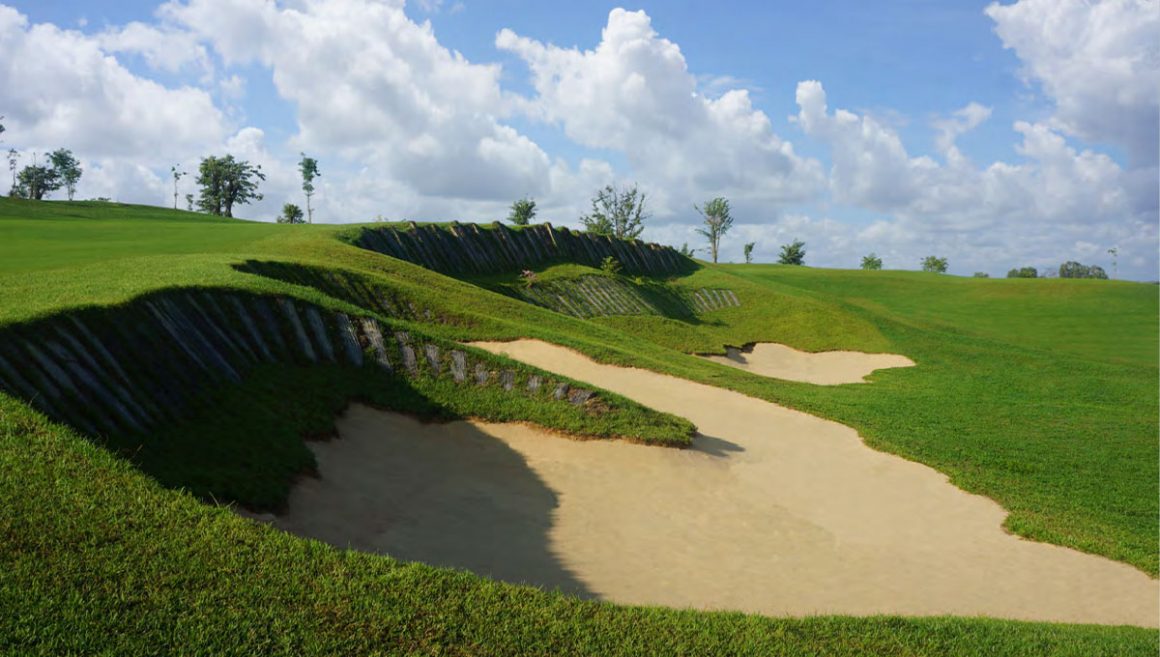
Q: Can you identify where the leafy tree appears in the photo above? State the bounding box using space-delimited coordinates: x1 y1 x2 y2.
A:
185 193 194 212
921 255 948 273
298 153 320 223
1059 262 1108 280
278 202 305 224
1006 266 1038 278
678 242 696 258
171 166 186 210
45 149 82 201
6 148 18 193
508 196 536 225
580 183 648 239
861 253 883 270
196 155 265 217
1059 261 1089 278
777 240 806 266
1107 247 1118 279
743 242 756 264
973 272 990 278
694 197 732 263
14 163 60 200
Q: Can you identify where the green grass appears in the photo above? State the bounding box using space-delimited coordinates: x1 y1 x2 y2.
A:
0 197 1156 654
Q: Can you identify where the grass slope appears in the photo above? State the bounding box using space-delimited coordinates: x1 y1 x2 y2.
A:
0 198 1156 654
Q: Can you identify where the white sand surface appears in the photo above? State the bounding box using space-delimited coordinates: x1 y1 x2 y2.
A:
265 340 1158 627
699 343 915 384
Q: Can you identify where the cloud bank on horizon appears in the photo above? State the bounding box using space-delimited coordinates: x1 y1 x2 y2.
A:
0 0 1155 279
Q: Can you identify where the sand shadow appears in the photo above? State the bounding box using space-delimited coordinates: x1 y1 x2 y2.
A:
270 404 594 598
690 432 745 458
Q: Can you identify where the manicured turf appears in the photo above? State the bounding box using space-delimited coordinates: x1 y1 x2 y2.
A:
0 197 1156 655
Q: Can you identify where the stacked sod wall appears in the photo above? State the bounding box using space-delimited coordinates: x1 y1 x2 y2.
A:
351 221 695 276
513 275 741 319
0 289 608 440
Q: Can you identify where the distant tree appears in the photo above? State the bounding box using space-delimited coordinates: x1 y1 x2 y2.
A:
1006 266 1038 278
171 165 186 210
278 202 305 224
298 152 320 223
1088 265 1108 279
14 162 60 200
1107 247 1118 279
921 255 948 273
743 241 756 264
694 197 733 264
508 196 536 225
0 116 5 140
678 242 697 258
580 183 648 239
861 253 883 270
6 148 18 193
196 155 265 217
777 240 806 266
185 193 194 212
1058 261 1091 278
973 271 990 278
47 149 82 201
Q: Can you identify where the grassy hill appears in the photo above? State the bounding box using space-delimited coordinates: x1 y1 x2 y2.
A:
0 198 1156 656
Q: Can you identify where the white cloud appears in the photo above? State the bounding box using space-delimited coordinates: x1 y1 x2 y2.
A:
795 80 1136 226
986 0 1159 164
497 8 825 215
161 0 552 203
790 80 1155 277
0 5 228 162
932 102 992 155
98 21 213 76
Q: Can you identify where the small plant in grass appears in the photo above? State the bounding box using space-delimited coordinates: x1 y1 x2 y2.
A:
600 256 622 277
520 269 538 289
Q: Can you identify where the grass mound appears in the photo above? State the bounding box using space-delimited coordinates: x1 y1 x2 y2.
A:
0 197 1156 654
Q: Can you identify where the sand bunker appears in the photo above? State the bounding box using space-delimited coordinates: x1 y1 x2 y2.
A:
699 343 915 384
268 340 1158 627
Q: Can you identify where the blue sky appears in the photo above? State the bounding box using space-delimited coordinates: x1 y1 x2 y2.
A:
1 0 1156 278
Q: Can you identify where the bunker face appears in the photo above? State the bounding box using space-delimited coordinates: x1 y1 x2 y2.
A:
699 342 915 384
270 341 1158 627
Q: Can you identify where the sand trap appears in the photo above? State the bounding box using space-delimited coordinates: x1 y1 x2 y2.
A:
699 343 915 384
267 340 1158 627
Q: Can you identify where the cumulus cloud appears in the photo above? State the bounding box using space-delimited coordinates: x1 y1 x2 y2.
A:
0 5 227 161
497 8 825 215
932 102 993 156
986 0 1159 164
97 21 214 77
160 0 553 203
796 81 1136 224
789 79 1155 276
